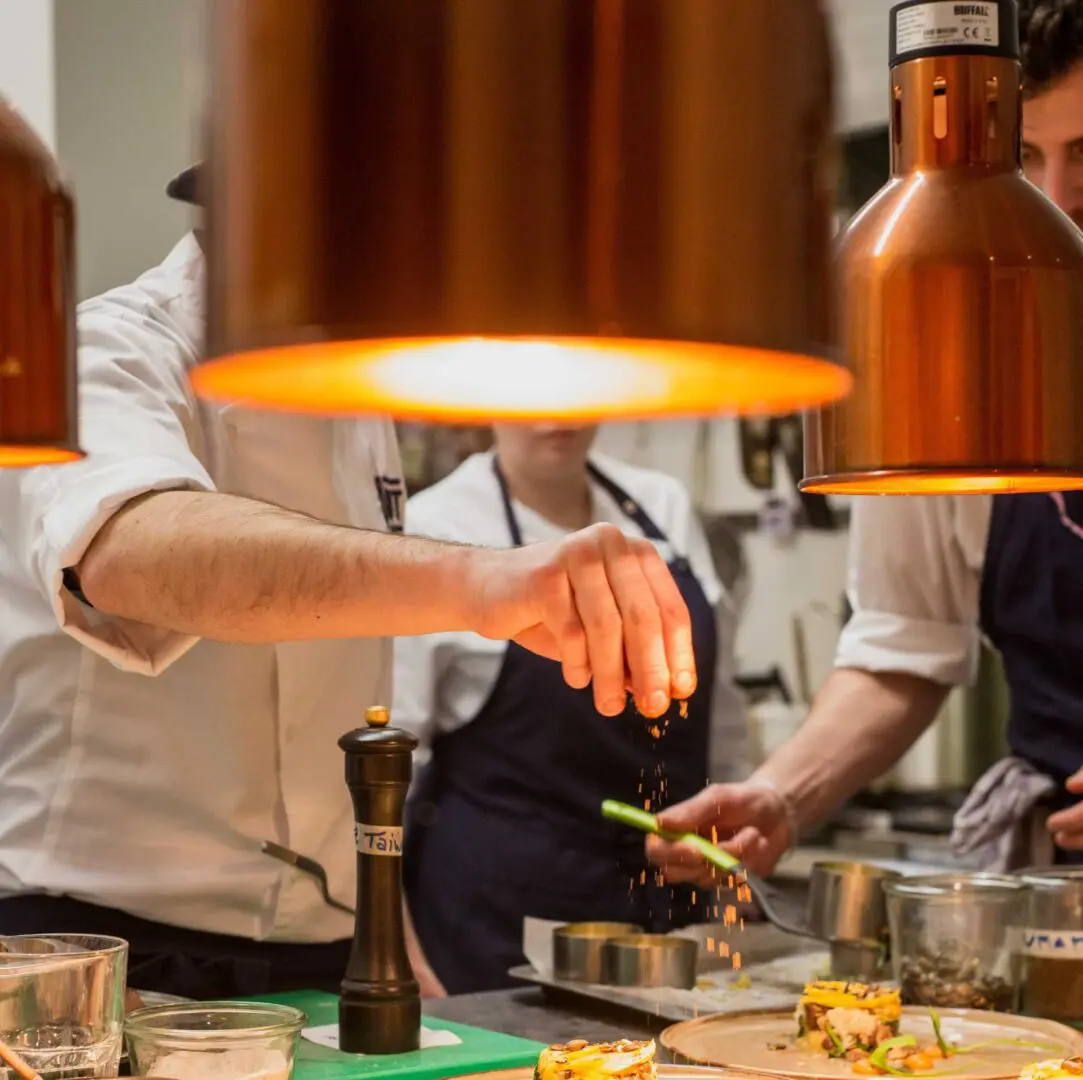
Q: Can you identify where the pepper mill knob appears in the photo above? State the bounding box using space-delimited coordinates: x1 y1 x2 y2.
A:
338 706 420 1055
365 705 391 728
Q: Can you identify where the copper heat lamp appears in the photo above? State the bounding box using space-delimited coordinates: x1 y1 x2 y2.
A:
0 97 81 466
191 0 849 423
803 0 1083 495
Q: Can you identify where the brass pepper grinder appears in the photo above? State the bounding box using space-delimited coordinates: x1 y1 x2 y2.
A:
339 706 421 1054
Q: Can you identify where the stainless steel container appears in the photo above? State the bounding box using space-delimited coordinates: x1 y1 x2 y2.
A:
808 862 898 942
807 861 899 978
552 922 640 984
828 941 888 981
602 934 698 989
1017 868 1083 1024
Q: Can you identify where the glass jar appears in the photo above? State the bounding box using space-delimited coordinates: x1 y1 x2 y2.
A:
0 934 128 1079
125 1002 306 1080
884 873 1028 1011
1018 868 1083 1026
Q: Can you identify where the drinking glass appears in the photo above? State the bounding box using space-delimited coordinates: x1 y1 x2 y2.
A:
0 934 128 1079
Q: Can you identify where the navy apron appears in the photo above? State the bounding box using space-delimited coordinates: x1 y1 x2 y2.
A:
404 459 718 994
980 492 1083 865
0 892 350 998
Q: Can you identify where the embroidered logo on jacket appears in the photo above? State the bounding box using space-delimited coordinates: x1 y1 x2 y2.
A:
375 475 405 533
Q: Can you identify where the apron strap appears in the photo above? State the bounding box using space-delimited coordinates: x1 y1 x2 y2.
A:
491 457 676 549
492 457 526 548
585 461 668 543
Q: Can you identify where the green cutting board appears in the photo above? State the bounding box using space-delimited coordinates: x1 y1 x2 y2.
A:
253 990 545 1080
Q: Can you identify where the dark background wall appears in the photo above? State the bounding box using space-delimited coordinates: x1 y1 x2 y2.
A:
839 126 890 219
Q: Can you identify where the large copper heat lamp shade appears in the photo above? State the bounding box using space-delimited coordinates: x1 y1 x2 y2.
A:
803 0 1083 495
0 97 81 466
191 0 850 423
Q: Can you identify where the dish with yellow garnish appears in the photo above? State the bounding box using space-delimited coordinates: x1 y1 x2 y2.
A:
535 1040 658 1080
660 1002 1083 1080
797 981 904 1059
1020 1060 1083 1080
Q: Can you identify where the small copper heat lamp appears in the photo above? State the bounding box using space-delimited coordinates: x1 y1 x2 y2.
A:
803 0 1083 495
0 97 82 467
192 0 849 423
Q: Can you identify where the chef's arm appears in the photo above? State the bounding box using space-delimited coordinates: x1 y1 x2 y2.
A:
650 665 950 882
759 492 978 832
75 490 480 641
76 488 696 717
752 665 949 833
652 494 979 882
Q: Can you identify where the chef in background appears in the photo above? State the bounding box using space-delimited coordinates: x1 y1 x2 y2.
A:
648 0 1083 882
0 165 698 998
394 424 750 994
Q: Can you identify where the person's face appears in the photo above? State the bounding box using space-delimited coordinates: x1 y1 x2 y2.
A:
1023 63 1083 227
492 424 598 479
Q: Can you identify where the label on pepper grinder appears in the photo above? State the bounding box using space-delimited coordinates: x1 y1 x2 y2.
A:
354 823 404 856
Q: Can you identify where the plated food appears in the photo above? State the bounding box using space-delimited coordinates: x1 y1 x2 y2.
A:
660 998 1083 1080
795 981 957 1074
797 981 903 1058
1021 1062 1083 1080
535 1040 657 1080
795 982 1075 1077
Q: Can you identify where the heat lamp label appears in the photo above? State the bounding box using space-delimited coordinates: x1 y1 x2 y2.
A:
1021 929 1083 957
354 823 404 856
896 2 999 55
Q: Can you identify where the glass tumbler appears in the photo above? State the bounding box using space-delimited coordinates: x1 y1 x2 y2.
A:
884 873 1028 1012
0 934 128 1079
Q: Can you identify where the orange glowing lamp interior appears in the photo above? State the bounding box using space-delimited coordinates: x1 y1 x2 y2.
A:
0 447 84 467
802 471 1083 495
189 336 853 422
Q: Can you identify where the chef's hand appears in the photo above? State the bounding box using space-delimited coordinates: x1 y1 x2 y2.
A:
1046 768 1083 851
467 523 695 719
644 781 794 887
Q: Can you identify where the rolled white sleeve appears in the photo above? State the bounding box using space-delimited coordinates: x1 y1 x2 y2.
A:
0 292 217 675
835 495 988 686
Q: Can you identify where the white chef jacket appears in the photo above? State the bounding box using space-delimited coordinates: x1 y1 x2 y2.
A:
0 233 403 943
392 451 750 783
835 495 994 686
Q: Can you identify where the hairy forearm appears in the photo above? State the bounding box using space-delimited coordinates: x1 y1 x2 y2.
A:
76 490 482 642
753 667 949 832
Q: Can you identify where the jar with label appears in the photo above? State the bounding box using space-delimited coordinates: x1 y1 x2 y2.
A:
1018 869 1083 1025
